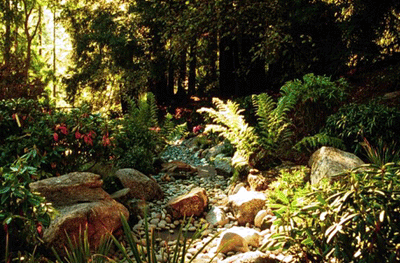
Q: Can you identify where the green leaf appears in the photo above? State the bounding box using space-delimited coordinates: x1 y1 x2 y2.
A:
301 237 314 246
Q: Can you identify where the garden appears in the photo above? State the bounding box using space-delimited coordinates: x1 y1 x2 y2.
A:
1 0 400 262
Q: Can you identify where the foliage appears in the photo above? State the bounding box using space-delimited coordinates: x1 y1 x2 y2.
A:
161 113 189 143
294 133 346 153
0 98 115 176
262 161 400 262
52 227 114 263
281 73 350 139
252 92 295 161
361 138 400 167
323 100 400 154
1 150 54 262
197 97 259 168
112 93 163 174
111 213 219 263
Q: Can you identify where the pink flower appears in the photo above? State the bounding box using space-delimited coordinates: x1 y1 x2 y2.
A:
53 133 59 142
193 125 203 134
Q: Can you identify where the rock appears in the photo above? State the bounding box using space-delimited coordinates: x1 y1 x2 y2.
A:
197 165 217 178
216 231 249 254
110 187 130 201
206 206 229 226
228 187 266 226
44 200 128 252
248 173 269 191
167 187 208 219
116 168 164 200
30 172 129 254
202 144 225 160
214 154 233 176
254 210 269 229
221 251 277 263
161 160 197 174
29 172 109 206
309 147 365 185
216 227 261 254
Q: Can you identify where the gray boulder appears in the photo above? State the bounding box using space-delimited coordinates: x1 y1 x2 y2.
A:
309 147 365 185
115 168 164 200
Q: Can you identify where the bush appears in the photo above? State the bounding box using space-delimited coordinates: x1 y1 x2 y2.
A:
263 161 400 262
0 98 115 176
1 150 54 262
323 100 400 154
281 73 350 138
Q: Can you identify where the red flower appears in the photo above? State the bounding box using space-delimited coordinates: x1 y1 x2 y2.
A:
102 133 111 146
53 133 59 142
83 135 93 145
51 162 57 169
193 125 203 134
75 130 82 139
55 124 68 135
59 126 68 135
37 223 43 237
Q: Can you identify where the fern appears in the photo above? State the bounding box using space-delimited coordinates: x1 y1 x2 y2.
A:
129 92 158 128
197 98 259 168
294 133 345 153
252 92 294 153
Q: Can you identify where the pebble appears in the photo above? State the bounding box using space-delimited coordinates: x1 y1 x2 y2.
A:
118 141 291 263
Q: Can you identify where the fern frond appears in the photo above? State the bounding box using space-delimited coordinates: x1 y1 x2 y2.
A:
252 93 294 152
197 98 259 167
294 133 345 153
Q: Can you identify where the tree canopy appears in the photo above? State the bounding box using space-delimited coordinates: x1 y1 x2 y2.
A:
1 0 399 109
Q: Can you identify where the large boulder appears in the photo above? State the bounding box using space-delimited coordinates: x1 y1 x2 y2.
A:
29 172 129 253
29 172 109 206
43 200 128 251
115 168 164 200
228 187 266 225
167 187 208 219
309 147 365 185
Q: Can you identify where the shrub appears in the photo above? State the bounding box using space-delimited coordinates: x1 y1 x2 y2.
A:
112 93 163 174
0 99 115 176
323 100 400 154
281 73 350 139
262 161 400 262
1 150 54 262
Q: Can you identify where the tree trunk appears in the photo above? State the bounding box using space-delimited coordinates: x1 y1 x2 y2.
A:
4 0 11 67
188 40 197 96
176 49 187 98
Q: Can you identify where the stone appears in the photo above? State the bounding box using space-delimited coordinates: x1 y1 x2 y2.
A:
197 165 217 178
214 154 233 176
309 147 365 185
161 160 197 174
30 172 129 254
254 210 269 229
110 187 131 201
167 187 208 219
248 173 270 191
29 172 109 206
216 232 249 254
44 200 128 252
115 168 164 200
206 206 229 226
220 251 276 263
228 187 266 226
